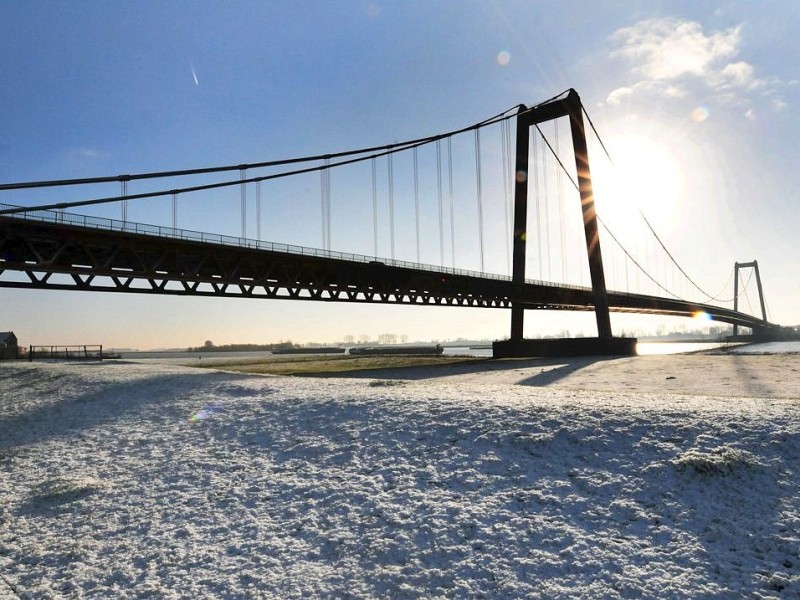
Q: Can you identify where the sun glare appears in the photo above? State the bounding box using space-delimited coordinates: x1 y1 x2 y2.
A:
593 134 685 234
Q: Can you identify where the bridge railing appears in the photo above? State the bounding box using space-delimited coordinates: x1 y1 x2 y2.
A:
1 203 592 293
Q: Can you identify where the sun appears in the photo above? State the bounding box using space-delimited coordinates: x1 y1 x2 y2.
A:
591 133 686 237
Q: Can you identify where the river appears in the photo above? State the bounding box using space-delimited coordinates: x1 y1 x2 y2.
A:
118 341 799 361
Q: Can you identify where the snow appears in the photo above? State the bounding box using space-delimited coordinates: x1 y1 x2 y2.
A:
1 359 799 598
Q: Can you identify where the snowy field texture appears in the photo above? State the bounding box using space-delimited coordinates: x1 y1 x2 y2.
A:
1 359 799 599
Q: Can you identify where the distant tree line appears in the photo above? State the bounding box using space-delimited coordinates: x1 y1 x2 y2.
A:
342 334 409 345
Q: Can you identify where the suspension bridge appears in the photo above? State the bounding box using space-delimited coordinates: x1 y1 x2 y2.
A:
0 89 790 357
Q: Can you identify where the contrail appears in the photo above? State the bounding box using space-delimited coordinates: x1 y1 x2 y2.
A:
190 63 199 86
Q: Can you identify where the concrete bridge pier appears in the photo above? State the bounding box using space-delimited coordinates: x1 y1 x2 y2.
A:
493 336 637 358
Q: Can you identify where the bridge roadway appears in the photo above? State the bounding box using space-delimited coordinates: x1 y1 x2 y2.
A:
0 208 782 334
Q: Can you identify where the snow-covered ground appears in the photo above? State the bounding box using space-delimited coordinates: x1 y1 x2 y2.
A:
1 359 798 599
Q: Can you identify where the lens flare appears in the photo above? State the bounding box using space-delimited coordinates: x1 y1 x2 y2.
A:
692 311 712 323
691 106 710 123
497 51 511 66
189 404 222 423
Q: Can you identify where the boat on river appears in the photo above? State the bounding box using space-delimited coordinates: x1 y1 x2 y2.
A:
348 344 443 356
271 347 347 355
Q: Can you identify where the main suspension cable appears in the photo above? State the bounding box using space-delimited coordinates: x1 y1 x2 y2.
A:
2 94 577 194
534 124 579 192
0 91 577 218
598 217 681 299
638 210 730 302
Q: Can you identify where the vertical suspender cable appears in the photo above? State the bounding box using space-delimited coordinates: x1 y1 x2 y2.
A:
388 153 395 259
320 163 326 249
474 128 485 272
172 192 177 229
120 179 128 223
655 238 661 296
256 181 261 241
554 123 567 283
635 238 642 293
414 146 420 263
625 246 630 293
372 158 378 256
320 158 331 250
500 120 511 274
650 237 657 295
742 271 755 315
326 157 332 251
652 238 658 295
532 128 542 279
608 240 615 288
240 167 247 239
436 140 444 266
447 137 455 267
510 121 516 271
671 253 676 299
540 133 551 281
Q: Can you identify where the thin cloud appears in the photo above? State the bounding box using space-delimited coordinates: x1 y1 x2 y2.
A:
772 98 787 111
610 19 741 82
68 147 108 160
190 63 200 86
719 61 756 89
605 18 783 111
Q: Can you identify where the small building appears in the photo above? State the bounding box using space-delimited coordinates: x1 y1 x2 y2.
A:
0 332 18 360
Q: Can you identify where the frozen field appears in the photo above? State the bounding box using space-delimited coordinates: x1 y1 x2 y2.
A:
1 358 799 598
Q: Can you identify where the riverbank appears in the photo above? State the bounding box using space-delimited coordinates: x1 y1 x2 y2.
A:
184 349 800 399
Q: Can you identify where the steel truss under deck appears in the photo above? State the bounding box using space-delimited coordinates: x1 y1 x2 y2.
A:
0 216 580 309
0 214 784 334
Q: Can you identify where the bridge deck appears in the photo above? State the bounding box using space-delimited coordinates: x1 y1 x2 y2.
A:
0 207 780 332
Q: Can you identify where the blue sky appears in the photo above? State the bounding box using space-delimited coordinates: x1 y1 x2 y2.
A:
2 1 798 348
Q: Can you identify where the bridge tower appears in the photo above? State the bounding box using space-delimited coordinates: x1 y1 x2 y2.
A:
495 89 636 357
732 260 768 338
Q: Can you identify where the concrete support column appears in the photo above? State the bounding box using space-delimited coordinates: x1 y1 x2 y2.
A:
510 105 530 341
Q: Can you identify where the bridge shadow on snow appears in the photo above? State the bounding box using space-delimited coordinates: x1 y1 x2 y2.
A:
332 355 623 386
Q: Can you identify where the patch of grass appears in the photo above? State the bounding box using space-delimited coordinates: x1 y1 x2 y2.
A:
673 446 762 475
32 477 107 504
194 354 485 376
0 446 25 461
